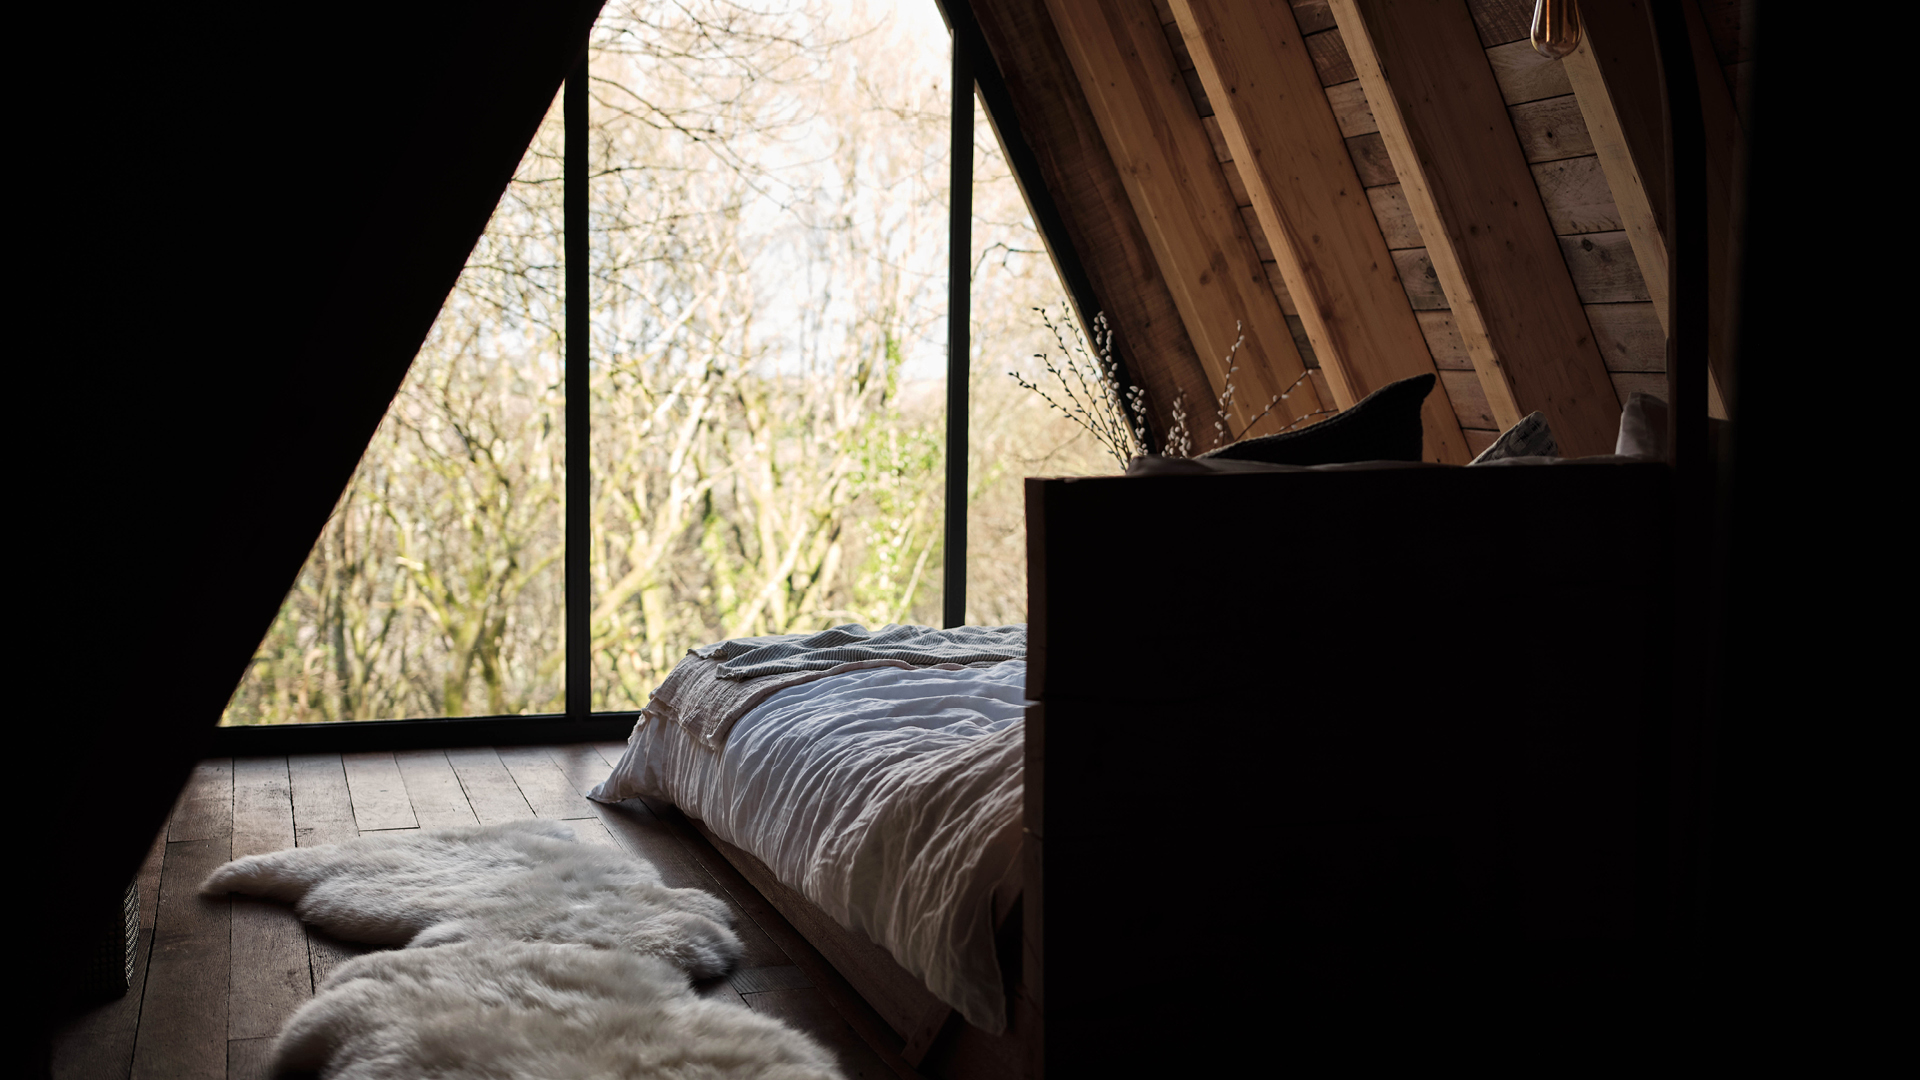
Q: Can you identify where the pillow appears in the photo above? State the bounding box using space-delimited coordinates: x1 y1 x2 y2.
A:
1468 410 1558 464
1614 391 1668 458
1198 372 1433 465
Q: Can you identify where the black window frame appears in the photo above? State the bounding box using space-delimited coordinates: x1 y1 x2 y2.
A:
208 0 1111 756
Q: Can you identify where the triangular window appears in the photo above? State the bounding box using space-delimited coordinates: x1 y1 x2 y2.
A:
223 1 1095 727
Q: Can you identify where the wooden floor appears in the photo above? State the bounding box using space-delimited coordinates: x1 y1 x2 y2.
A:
51 743 912 1079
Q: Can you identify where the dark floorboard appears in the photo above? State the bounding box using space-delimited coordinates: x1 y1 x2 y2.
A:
50 929 152 1080
745 987 901 1080
132 838 231 1079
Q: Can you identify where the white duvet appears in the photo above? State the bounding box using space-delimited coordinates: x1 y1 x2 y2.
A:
591 661 1028 1034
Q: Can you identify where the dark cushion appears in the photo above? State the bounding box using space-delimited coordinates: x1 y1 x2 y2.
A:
1199 373 1433 465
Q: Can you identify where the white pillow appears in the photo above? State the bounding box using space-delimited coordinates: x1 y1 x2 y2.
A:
1469 410 1558 464
1615 391 1669 458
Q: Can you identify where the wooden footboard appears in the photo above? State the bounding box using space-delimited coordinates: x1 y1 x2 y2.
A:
1026 464 1683 1069
688 819 1029 1080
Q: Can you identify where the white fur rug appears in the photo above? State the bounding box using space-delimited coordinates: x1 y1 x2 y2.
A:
275 941 841 1079
203 820 843 1079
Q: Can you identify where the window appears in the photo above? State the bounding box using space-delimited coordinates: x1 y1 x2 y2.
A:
221 0 1098 729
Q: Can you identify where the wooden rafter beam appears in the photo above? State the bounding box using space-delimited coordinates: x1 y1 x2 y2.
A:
1169 0 1471 464
1563 0 1669 328
1329 0 1623 456
1043 0 1326 439
1566 0 1739 417
968 0 1219 445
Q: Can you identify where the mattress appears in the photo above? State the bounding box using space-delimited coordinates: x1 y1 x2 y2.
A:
591 660 1028 1033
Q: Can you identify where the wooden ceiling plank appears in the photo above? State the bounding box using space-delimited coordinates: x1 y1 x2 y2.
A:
1291 0 1338 35
969 0 1220 443
1171 0 1469 462
1328 0 1624 456
1326 81 1378 136
1533 156 1624 235
1041 0 1325 439
1347 132 1397 185
1485 39 1576 104
1466 0 1533 46
1567 0 1738 417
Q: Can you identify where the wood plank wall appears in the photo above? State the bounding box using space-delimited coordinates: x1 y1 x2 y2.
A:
1168 0 1473 464
1146 0 1339 427
1152 0 1670 455
969 0 1225 446
1045 0 1330 442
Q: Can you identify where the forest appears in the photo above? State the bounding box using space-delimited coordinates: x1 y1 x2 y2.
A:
222 0 1107 724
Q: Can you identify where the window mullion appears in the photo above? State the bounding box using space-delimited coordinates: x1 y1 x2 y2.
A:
944 31 973 629
565 58 590 715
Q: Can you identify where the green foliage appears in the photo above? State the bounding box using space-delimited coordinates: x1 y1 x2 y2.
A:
847 344 944 627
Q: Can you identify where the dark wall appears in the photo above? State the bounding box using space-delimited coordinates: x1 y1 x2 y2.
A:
33 0 604 1044
1708 0 1881 1051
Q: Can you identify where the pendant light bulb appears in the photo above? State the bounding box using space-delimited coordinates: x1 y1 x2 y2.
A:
1530 0 1581 60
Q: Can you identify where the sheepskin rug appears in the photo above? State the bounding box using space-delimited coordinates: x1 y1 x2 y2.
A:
274 941 841 1080
202 820 843 1079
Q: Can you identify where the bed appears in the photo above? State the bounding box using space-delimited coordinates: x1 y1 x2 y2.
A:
588 430 1683 1077
591 626 1036 1074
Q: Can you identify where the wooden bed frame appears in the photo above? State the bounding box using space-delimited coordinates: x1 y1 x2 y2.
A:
682 0 1715 1060
679 460 1684 1077
689 821 1030 1080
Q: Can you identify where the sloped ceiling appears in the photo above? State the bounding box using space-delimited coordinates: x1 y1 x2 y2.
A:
970 0 1749 461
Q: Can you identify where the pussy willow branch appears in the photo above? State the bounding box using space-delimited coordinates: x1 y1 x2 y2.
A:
1011 309 1336 464
1174 363 1327 454
1008 307 1146 467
